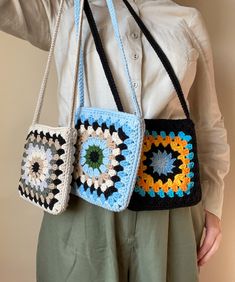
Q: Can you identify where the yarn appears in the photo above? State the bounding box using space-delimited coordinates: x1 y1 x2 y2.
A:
71 107 145 212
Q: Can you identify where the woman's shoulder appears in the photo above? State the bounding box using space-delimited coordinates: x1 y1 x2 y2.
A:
142 1 210 60
155 0 203 23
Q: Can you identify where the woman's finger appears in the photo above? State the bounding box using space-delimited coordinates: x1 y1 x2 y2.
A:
198 232 222 266
197 227 217 261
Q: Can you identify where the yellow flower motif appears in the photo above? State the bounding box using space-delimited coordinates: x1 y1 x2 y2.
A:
136 132 192 195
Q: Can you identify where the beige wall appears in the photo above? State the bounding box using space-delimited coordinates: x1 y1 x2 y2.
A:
0 1 234 281
0 33 58 282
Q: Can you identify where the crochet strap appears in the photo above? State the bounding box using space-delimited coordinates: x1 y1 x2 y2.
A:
32 0 85 127
84 0 125 112
122 0 190 119
74 0 142 118
76 0 191 119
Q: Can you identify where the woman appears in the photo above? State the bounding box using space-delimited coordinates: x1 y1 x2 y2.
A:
0 0 230 281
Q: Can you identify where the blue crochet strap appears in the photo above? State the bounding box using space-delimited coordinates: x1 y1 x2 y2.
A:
74 0 85 122
74 0 142 119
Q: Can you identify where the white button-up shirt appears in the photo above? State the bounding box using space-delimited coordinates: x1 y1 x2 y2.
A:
0 0 230 219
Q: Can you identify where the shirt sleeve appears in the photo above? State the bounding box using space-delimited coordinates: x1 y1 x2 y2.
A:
187 9 231 220
0 0 57 51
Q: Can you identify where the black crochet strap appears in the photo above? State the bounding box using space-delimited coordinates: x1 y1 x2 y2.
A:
122 0 190 119
84 0 125 112
84 0 190 119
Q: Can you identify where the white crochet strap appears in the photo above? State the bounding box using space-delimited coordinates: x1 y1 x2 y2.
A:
32 0 85 128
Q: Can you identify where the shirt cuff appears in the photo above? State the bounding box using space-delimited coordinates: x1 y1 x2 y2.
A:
201 179 224 220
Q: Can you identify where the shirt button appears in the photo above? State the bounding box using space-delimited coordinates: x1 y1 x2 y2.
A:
131 32 139 39
132 81 139 88
132 53 139 60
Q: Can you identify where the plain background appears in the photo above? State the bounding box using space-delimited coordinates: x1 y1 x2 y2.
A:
0 0 234 281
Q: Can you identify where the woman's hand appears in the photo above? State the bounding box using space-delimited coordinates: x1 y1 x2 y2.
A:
197 210 222 266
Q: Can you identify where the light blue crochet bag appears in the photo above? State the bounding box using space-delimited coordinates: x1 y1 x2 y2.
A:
71 0 145 211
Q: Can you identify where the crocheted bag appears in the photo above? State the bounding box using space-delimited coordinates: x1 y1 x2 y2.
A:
82 0 202 211
17 0 81 215
71 0 145 211
123 0 202 210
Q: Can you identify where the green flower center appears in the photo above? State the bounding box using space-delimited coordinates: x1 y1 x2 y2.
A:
85 145 104 169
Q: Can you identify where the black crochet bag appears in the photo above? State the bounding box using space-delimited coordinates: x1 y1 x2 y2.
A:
84 0 202 211
123 0 202 210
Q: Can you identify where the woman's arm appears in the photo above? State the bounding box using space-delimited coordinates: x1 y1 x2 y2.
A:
0 0 58 51
186 8 230 266
187 8 230 222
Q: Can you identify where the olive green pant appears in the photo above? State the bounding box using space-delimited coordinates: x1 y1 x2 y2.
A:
36 194 205 282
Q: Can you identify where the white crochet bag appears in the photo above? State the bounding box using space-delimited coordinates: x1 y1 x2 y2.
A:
17 0 84 215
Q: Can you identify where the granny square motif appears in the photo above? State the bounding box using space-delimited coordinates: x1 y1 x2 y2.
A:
18 124 77 214
71 107 145 211
128 119 202 210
